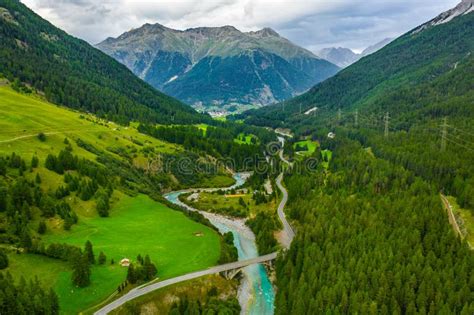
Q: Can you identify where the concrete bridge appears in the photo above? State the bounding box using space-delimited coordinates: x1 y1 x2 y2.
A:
94 253 277 315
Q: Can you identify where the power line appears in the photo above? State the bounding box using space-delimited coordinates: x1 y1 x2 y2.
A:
384 112 390 139
444 137 474 153
445 134 474 148
441 117 448 152
445 125 474 138
355 109 358 127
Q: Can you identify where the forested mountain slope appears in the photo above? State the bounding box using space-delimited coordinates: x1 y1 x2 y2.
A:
276 138 474 314
238 6 474 208
273 57 474 315
0 0 205 125
238 9 474 127
97 24 339 108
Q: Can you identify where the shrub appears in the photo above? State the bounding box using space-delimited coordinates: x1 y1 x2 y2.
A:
37 132 46 142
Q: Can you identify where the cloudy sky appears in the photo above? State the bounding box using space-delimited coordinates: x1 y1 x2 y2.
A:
21 0 459 53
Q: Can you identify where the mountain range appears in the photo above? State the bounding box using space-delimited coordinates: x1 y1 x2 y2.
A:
317 38 393 68
97 24 339 110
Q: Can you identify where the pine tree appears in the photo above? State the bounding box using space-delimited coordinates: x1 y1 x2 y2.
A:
0 250 8 269
35 173 41 184
37 220 47 234
0 179 7 212
72 253 91 287
20 228 32 250
37 133 46 142
49 288 60 315
127 263 137 284
84 240 95 264
137 254 143 265
144 255 157 281
96 196 109 217
31 156 39 168
98 252 106 265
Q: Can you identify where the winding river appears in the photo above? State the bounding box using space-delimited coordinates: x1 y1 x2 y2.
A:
163 173 275 315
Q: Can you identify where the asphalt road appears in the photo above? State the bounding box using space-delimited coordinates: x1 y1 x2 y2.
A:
276 172 295 249
94 253 277 315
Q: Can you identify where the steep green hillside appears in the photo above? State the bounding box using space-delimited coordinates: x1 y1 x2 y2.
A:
239 11 474 208
0 85 231 314
0 0 206 125
237 10 474 208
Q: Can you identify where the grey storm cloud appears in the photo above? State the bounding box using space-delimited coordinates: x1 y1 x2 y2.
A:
21 0 460 52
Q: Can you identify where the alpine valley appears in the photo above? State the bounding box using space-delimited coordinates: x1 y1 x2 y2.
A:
97 24 339 114
1 0 474 315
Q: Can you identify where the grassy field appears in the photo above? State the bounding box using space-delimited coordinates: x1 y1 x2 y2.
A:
8 194 221 314
447 196 474 246
0 85 179 162
321 149 333 169
195 123 209 135
234 133 258 145
195 175 236 188
184 190 276 218
293 139 319 156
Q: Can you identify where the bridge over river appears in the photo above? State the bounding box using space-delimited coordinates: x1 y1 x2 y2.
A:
95 253 277 314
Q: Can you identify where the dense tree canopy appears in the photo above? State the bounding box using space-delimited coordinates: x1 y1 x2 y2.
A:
275 138 474 314
0 273 59 314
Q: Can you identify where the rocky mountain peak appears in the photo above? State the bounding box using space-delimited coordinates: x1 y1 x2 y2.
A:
113 22 170 41
412 0 473 34
249 27 280 38
318 38 393 68
185 25 241 36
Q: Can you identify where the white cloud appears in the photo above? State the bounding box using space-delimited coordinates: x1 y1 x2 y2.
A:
21 0 460 50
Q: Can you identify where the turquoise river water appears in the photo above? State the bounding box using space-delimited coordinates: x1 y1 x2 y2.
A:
164 173 275 315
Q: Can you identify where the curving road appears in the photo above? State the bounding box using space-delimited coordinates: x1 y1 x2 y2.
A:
275 135 295 248
276 173 294 248
94 253 277 315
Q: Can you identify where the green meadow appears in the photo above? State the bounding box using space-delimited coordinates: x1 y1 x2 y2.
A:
195 123 209 135
234 133 258 145
8 194 221 314
0 86 223 314
321 149 333 169
184 190 276 218
0 85 179 162
293 139 319 156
